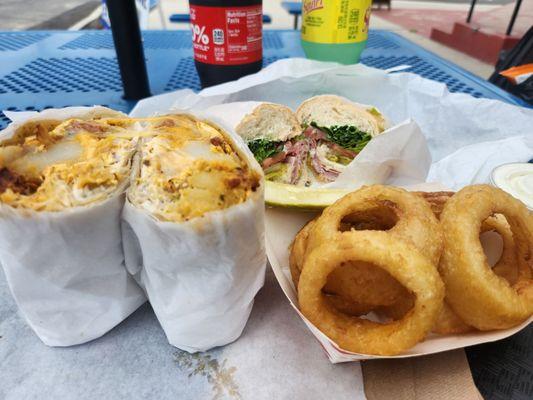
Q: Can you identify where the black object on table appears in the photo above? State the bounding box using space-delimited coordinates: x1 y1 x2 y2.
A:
106 0 151 100
489 26 533 105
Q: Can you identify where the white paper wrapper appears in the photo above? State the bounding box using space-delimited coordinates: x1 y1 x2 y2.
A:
121 113 267 352
130 59 533 362
0 107 146 346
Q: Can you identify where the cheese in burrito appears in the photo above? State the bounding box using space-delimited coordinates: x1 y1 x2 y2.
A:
0 117 137 211
126 115 261 222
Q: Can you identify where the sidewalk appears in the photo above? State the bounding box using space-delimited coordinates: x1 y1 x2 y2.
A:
1 0 100 30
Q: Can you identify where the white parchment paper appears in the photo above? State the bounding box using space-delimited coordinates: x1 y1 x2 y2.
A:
122 194 266 353
0 107 146 346
131 59 533 362
121 113 267 352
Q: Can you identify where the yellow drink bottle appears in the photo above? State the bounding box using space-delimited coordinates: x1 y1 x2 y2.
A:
301 0 372 64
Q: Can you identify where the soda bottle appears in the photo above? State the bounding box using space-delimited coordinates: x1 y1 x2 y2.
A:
301 0 372 64
189 0 263 88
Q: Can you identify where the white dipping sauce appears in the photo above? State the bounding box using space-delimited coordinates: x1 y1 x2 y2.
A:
491 163 533 209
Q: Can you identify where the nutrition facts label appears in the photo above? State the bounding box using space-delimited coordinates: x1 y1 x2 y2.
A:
190 5 262 65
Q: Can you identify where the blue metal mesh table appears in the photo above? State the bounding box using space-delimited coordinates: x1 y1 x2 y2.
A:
0 29 528 131
0 29 531 399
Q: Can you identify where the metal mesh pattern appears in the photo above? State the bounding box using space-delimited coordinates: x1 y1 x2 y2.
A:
0 30 524 133
366 33 400 50
164 55 289 92
263 32 284 49
164 58 201 91
60 31 283 51
60 31 192 50
0 33 50 51
0 57 122 94
362 55 484 97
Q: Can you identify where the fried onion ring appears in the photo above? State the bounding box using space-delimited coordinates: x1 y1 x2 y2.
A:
298 232 444 355
308 186 443 265
416 192 525 334
301 186 442 314
290 219 409 316
440 185 533 330
289 218 315 289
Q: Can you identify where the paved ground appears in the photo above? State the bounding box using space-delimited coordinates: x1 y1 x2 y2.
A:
376 0 531 37
0 0 99 30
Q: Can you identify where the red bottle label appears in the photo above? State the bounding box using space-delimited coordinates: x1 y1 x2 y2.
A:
190 5 263 65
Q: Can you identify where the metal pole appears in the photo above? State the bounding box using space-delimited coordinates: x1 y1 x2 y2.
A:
466 0 478 23
107 0 151 100
506 0 522 36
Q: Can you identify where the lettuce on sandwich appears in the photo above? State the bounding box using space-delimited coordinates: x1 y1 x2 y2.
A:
236 95 386 186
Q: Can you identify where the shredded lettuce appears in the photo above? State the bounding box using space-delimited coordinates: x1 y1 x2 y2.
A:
311 122 372 153
247 139 284 164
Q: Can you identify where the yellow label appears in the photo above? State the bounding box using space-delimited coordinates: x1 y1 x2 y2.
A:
301 0 372 44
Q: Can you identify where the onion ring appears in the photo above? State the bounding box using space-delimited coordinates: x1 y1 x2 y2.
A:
482 214 523 285
289 218 315 289
303 186 442 313
308 186 443 265
416 192 526 334
298 232 444 355
290 219 408 315
439 185 533 330
291 186 443 317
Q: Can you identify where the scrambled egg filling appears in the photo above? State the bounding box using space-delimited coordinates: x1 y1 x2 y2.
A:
0 114 259 218
0 118 136 211
127 115 260 222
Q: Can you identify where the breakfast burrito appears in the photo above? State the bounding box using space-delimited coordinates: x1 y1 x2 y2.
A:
122 114 265 352
0 107 146 346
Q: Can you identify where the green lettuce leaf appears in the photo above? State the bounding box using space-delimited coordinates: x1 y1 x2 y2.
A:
247 139 284 164
312 122 372 153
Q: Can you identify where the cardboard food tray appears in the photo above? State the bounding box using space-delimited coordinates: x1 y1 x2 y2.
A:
264 187 532 363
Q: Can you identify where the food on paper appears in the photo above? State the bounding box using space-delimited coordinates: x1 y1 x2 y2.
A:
236 95 386 187
0 115 136 210
265 181 350 209
483 215 521 285
291 184 532 355
491 163 533 209
122 114 265 352
298 232 444 355
0 110 265 350
415 191 527 334
439 185 533 331
0 108 146 346
290 186 442 318
124 115 261 221
306 186 443 265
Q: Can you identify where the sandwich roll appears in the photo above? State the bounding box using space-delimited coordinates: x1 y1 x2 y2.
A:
236 96 388 187
122 114 266 352
0 107 146 346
